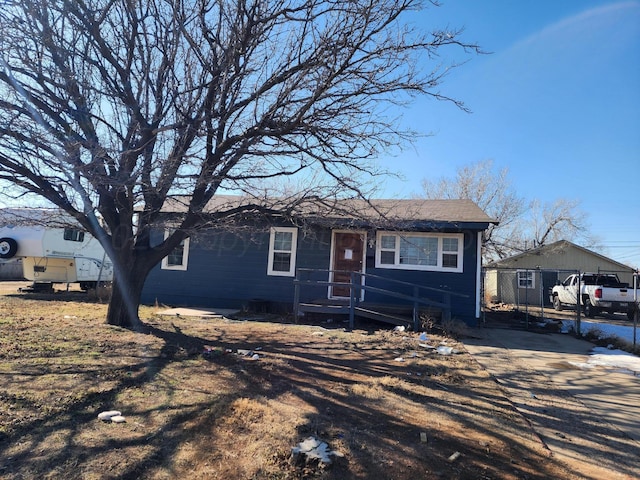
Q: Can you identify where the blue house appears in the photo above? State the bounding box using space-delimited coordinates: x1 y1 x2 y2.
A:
141 196 495 326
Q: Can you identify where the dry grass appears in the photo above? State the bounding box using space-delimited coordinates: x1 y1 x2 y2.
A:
0 288 583 480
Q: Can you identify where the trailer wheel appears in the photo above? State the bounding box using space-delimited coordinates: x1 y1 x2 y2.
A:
552 295 562 311
0 237 18 259
80 282 97 291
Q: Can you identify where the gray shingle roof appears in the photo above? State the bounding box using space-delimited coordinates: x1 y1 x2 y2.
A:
348 198 496 223
161 195 496 225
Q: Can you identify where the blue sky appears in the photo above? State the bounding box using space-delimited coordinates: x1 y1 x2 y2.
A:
381 0 640 268
1 1 637 269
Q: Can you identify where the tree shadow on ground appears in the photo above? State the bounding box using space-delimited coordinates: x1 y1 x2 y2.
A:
0 315 610 480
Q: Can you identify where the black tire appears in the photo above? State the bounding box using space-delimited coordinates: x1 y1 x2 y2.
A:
628 305 638 322
0 237 18 259
553 295 562 311
583 299 597 318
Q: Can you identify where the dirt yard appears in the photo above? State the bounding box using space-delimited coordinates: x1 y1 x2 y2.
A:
0 283 623 479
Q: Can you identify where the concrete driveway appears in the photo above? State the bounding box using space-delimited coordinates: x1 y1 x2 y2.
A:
463 328 640 480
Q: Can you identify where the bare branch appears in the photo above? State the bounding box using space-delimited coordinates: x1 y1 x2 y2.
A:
0 0 479 326
420 160 593 262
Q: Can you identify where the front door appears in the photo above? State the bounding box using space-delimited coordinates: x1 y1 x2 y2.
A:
330 231 365 298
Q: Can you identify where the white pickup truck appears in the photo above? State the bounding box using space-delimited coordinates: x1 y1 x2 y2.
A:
550 273 638 319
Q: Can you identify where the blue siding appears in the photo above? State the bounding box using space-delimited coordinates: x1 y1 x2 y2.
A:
141 226 482 325
141 227 333 310
363 231 480 325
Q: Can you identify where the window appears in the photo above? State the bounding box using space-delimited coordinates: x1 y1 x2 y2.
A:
517 270 535 289
161 231 190 271
379 235 397 265
63 228 85 242
442 237 459 268
376 232 463 272
267 227 298 276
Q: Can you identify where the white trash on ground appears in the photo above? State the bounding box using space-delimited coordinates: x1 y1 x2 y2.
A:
436 346 460 355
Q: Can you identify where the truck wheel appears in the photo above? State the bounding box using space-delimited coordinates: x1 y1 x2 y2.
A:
553 295 562 311
583 299 596 318
0 237 18 259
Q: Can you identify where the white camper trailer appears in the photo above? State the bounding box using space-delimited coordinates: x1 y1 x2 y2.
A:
0 209 113 291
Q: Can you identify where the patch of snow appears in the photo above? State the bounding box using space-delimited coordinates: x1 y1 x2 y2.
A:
586 347 640 374
559 320 639 344
292 436 343 465
557 320 640 375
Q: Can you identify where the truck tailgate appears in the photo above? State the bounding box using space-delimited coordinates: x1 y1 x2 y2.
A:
602 287 632 303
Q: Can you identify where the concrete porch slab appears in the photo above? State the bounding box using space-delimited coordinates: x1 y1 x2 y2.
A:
157 307 238 318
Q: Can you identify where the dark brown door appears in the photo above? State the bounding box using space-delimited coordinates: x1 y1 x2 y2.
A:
331 232 364 298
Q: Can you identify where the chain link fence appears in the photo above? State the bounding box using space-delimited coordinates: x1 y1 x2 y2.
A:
483 267 578 310
481 267 640 340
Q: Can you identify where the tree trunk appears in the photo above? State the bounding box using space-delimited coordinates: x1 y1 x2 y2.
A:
105 264 149 330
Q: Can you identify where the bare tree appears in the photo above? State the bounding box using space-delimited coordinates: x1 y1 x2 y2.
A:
420 160 592 261
526 198 592 249
421 159 526 261
0 0 479 328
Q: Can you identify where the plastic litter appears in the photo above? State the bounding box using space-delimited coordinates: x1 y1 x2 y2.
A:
393 326 405 332
97 410 122 421
202 345 222 356
419 332 428 341
448 451 461 462
235 349 261 360
394 356 405 362
436 346 459 355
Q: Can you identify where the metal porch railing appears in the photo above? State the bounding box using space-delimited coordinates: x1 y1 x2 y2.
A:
293 268 468 330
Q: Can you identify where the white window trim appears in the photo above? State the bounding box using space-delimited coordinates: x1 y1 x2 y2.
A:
267 226 298 277
161 230 190 271
375 231 464 273
517 270 535 289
